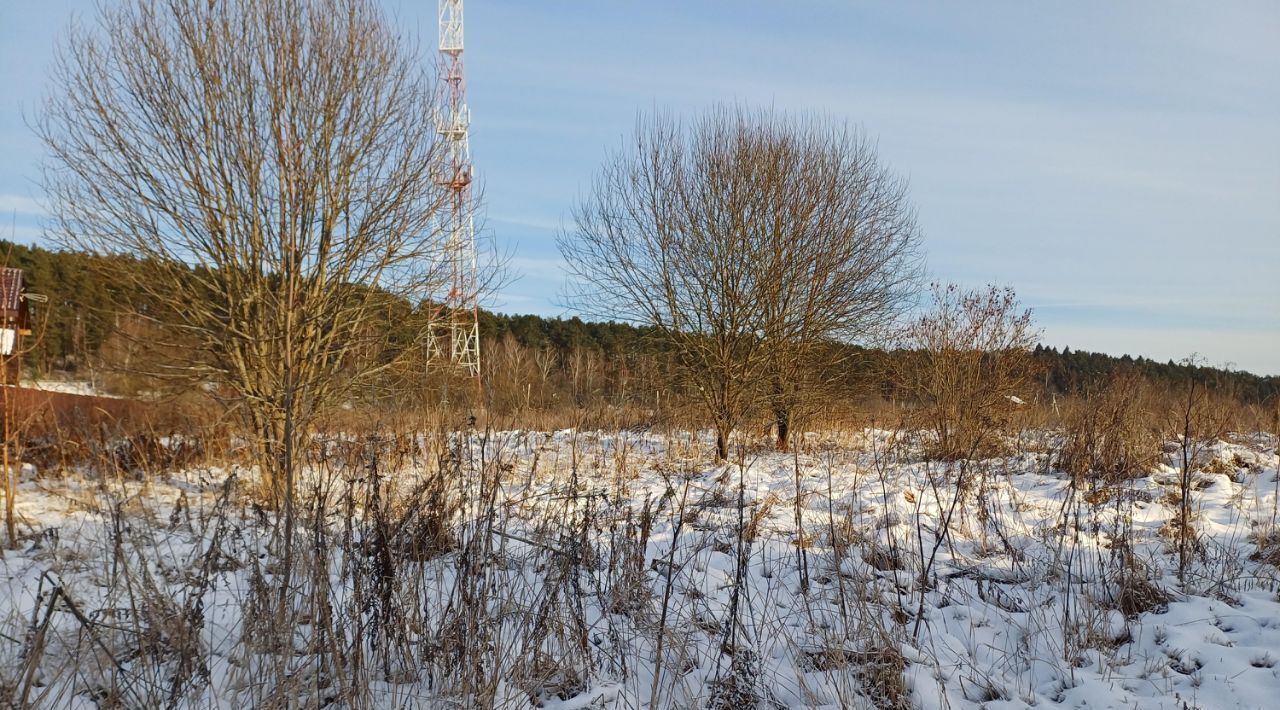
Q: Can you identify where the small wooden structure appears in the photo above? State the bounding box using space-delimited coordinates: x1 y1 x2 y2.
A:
0 268 32 364
0 268 32 387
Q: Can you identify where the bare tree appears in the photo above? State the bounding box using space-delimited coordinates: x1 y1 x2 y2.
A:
483 333 536 414
38 0 453 503
897 283 1040 460
560 106 922 459
755 143 923 449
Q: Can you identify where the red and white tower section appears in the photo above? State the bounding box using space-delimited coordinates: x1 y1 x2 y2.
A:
435 0 480 377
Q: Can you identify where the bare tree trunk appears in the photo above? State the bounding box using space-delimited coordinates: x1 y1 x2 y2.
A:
774 405 791 452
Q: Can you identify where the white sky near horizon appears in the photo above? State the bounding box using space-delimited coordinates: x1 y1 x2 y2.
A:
2 1 1277 375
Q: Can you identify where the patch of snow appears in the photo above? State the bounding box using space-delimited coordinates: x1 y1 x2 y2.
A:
18 379 116 397
0 431 1277 708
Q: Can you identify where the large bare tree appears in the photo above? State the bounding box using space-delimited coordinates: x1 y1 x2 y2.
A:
39 0 452 502
561 106 922 458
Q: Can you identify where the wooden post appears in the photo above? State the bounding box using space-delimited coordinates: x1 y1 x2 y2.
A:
2 342 13 547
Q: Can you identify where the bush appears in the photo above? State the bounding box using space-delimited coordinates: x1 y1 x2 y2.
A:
896 284 1040 460
1057 370 1164 483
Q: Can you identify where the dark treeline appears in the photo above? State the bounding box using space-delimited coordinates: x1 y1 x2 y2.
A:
4 238 1277 405
1035 345 1278 404
1 240 144 372
481 315 1278 406
482 311 662 359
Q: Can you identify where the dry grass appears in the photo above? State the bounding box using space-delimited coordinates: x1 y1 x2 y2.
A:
0 398 1273 708
1056 370 1164 484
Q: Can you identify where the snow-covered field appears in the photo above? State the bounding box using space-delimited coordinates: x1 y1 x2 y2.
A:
1 429 1277 708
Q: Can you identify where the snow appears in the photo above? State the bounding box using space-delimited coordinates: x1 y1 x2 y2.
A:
0 429 1277 708
18 379 114 397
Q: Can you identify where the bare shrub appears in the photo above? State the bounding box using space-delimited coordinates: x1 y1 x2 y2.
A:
1248 526 1280 568
1166 361 1234 586
1058 369 1164 484
897 283 1040 461
1111 540 1171 618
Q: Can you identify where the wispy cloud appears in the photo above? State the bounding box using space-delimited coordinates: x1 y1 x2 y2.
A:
507 256 566 273
487 214 564 233
0 194 46 217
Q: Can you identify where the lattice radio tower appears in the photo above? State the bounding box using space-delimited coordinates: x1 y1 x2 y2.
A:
434 0 481 378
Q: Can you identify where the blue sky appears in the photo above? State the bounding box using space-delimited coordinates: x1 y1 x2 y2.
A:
2 1 1278 374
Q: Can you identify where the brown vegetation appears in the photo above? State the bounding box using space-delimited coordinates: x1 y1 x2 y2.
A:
560 105 922 459
896 283 1041 460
